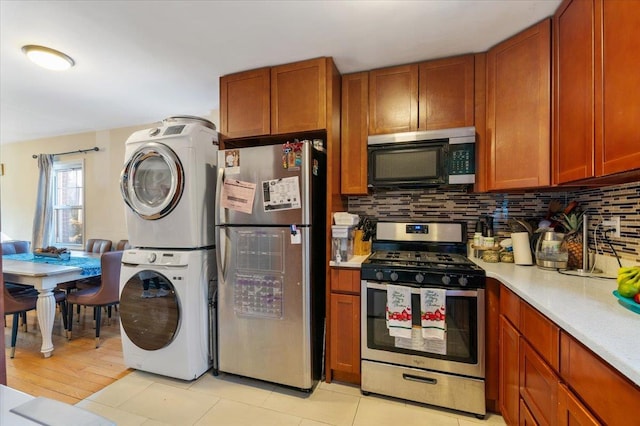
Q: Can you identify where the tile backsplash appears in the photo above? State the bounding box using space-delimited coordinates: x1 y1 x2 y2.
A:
348 181 640 263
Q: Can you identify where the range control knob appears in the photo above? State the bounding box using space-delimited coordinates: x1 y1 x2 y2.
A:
390 272 399 282
458 276 468 286
147 252 157 263
441 275 451 285
375 271 384 281
415 273 425 283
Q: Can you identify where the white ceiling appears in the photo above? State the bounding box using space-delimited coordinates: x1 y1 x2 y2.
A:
0 0 561 144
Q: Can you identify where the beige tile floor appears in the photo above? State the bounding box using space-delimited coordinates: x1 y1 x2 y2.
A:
76 370 507 426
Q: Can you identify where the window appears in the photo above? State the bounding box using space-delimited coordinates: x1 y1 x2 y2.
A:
53 160 84 247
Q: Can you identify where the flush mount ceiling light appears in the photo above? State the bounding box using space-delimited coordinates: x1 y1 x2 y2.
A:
21 45 75 71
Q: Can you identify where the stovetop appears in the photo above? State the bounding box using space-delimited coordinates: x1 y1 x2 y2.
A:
361 221 486 288
367 250 473 266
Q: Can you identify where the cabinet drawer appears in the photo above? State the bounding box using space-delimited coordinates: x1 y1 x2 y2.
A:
520 302 560 371
330 268 361 294
520 339 559 426
557 383 601 426
560 331 640 425
500 285 521 328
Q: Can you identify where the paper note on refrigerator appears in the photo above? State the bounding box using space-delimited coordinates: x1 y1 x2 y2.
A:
262 176 301 212
221 179 256 214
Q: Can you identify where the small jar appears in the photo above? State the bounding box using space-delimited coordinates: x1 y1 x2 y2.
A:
484 236 495 248
474 232 483 248
482 250 500 263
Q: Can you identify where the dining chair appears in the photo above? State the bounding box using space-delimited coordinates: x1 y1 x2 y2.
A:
115 239 132 251
66 250 123 347
3 287 37 358
66 238 113 293
85 239 113 253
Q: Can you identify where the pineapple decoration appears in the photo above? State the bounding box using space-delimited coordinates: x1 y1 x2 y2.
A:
560 209 585 269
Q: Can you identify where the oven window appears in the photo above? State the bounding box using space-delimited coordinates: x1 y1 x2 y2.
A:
366 287 478 364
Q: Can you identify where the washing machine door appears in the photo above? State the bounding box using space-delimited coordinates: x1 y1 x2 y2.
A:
121 142 184 220
120 270 180 351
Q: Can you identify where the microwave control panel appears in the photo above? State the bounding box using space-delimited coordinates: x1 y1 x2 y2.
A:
448 143 475 175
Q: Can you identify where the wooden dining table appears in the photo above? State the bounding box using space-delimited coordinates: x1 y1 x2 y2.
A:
2 252 101 358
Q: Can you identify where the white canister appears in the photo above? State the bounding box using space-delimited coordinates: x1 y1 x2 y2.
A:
512 232 533 265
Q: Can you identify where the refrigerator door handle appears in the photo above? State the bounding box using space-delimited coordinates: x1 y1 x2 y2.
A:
215 165 225 279
217 227 227 281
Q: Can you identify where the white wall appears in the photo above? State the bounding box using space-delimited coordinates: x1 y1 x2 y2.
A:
0 110 219 247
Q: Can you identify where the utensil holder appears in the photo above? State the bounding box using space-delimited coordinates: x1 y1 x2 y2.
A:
354 230 372 255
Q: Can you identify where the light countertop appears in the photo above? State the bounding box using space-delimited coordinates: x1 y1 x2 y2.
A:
470 258 640 386
329 254 370 268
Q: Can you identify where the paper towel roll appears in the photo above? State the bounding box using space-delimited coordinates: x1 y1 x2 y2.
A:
512 232 533 265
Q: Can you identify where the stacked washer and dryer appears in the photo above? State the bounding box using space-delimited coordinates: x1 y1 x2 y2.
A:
118 116 218 380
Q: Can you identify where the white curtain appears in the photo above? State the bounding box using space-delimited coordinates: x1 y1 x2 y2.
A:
32 154 54 249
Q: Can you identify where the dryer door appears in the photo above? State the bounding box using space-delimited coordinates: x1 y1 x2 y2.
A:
121 142 184 220
120 270 180 351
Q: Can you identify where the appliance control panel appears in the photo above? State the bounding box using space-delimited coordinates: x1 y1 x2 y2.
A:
363 266 485 289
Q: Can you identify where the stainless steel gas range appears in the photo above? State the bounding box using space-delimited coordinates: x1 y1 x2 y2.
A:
360 221 487 418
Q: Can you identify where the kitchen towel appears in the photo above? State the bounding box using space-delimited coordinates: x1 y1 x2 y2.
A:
386 284 412 338
420 288 446 340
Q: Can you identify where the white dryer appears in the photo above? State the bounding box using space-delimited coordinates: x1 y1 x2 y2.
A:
119 248 216 380
121 116 218 249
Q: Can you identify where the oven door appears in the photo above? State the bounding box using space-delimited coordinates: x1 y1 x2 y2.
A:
361 281 484 379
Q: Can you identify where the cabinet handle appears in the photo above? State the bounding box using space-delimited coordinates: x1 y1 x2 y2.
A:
402 374 437 385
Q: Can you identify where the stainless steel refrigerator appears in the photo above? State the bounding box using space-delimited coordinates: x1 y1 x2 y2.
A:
215 141 326 391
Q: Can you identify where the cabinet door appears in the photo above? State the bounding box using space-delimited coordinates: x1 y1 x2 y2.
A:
330 268 361 294
520 398 540 426
341 72 369 195
271 58 326 134
368 64 418 135
486 19 551 190
553 0 596 184
557 383 601 426
520 302 560 372
220 68 271 139
520 339 559 426
500 316 521 425
329 293 360 377
419 55 474 130
560 331 640 426
596 0 640 176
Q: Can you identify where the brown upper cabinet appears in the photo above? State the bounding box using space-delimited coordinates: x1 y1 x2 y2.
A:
553 0 640 185
220 67 271 139
486 19 551 190
368 64 418 135
368 56 475 136
418 55 475 130
271 58 327 134
220 57 333 139
341 72 369 195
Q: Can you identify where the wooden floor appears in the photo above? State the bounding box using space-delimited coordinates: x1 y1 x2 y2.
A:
4 305 132 405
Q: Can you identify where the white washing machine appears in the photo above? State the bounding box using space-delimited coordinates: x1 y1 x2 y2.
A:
119 248 216 380
121 116 218 249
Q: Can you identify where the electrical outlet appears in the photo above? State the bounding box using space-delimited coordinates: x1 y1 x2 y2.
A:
602 216 621 238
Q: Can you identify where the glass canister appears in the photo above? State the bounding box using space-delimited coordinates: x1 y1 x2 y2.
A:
535 231 568 269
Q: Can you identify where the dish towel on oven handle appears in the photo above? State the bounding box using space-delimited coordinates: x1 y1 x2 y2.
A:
420 288 446 340
386 284 412 338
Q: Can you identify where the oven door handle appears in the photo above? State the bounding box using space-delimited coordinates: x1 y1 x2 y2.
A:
402 374 438 385
364 281 478 297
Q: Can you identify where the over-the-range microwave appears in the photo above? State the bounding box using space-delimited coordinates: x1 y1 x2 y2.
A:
367 126 476 188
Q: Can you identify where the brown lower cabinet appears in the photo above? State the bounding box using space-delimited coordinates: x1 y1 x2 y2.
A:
498 284 640 426
327 267 361 385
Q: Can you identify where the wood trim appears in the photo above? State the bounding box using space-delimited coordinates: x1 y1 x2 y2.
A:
485 277 501 412
473 53 487 193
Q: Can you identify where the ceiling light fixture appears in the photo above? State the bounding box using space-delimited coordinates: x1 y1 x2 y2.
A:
21 45 75 71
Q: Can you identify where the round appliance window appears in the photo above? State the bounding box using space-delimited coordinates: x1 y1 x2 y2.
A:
120 270 180 351
120 142 184 220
